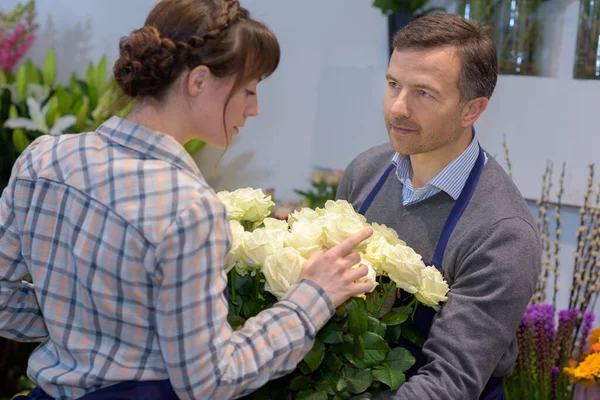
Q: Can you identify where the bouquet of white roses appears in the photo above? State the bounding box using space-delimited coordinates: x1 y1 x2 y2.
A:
217 187 449 399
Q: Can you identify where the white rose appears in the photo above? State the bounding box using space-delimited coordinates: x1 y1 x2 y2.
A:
415 266 449 308
323 212 368 249
225 220 247 272
240 228 285 268
372 223 405 246
288 219 325 259
362 234 390 274
287 207 322 228
263 247 305 299
216 190 245 221
381 244 426 294
217 188 274 223
351 257 378 299
262 217 289 231
323 200 366 223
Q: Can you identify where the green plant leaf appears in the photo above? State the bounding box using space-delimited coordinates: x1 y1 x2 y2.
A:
326 353 343 373
383 347 416 372
75 97 89 132
241 299 267 319
45 97 59 128
15 64 28 102
226 315 245 330
0 70 7 87
353 334 365 360
367 316 387 337
291 376 313 391
344 332 389 369
95 56 108 91
348 298 368 336
12 129 30 154
318 322 344 344
372 365 405 390
401 326 425 347
43 48 56 87
296 390 328 400
183 139 206 155
303 339 325 372
85 62 95 90
345 368 373 394
381 311 408 326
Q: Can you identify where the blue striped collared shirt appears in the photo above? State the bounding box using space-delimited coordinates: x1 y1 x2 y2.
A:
391 136 487 206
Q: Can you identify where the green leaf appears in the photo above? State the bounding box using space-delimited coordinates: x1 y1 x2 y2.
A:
95 56 108 91
353 334 365 360
12 129 30 154
367 316 387 337
0 70 6 87
372 365 405 390
326 353 343 373
384 347 416 372
318 322 344 344
345 368 373 394
344 332 389 369
26 59 40 85
241 299 267 319
296 390 328 400
9 104 19 119
54 86 70 115
75 97 89 132
381 311 408 326
45 97 59 128
85 62 95 89
401 326 425 347
385 324 402 344
290 376 313 391
43 48 56 87
303 339 325 372
226 315 245 330
15 64 28 102
335 378 348 393
183 139 206 155
348 298 368 336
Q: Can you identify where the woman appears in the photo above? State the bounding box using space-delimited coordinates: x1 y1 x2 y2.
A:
1 0 373 398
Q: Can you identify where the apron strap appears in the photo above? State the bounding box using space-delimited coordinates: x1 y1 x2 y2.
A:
431 146 485 267
358 163 395 215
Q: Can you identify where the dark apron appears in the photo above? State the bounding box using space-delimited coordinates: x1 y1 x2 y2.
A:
16 379 179 399
358 146 505 400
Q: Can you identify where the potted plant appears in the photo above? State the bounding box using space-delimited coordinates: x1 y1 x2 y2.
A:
372 0 446 57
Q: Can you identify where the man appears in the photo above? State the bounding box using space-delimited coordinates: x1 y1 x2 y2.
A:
336 14 541 400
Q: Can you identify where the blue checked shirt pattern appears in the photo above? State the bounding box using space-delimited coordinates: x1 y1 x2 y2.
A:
0 116 335 399
391 135 488 206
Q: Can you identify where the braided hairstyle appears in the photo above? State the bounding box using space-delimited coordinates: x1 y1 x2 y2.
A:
113 0 280 100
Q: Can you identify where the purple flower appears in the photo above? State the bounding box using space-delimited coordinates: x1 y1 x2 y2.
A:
550 366 560 400
577 311 595 360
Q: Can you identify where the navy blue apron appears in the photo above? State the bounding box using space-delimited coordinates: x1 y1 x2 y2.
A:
358 146 505 400
15 379 179 399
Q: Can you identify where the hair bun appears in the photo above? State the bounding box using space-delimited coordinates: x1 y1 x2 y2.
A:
113 26 181 98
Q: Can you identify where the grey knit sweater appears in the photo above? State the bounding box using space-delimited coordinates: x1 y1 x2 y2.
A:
337 143 541 400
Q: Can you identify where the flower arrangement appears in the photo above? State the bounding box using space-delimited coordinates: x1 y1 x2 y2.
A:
217 187 450 399
502 139 600 399
0 0 37 72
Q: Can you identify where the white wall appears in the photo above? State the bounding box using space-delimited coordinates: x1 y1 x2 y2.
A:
3 0 598 318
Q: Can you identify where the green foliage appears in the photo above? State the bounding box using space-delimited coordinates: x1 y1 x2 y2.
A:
229 266 419 399
372 0 445 16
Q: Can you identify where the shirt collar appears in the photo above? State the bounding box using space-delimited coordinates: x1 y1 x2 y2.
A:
96 116 202 177
391 132 481 201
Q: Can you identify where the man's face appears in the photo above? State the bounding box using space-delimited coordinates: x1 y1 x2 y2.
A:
384 45 467 157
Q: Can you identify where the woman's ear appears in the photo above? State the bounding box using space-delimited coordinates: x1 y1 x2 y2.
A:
187 65 211 97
